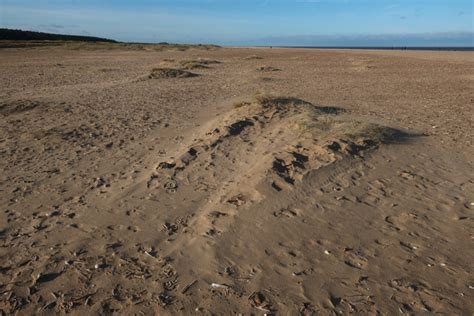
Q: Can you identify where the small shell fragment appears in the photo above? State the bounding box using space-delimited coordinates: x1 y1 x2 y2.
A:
211 283 230 289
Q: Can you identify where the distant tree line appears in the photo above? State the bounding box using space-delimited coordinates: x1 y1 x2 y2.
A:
0 28 117 42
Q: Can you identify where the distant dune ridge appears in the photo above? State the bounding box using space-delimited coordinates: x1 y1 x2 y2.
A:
0 29 221 51
0 28 116 42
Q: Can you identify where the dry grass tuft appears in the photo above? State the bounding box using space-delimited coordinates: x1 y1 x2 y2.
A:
233 101 252 109
256 66 281 72
149 68 198 79
337 121 407 144
253 94 313 110
299 115 407 145
194 58 221 65
246 93 408 145
0 100 43 115
179 58 222 69
179 61 210 70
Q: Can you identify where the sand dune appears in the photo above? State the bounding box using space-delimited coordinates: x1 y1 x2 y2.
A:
0 45 473 314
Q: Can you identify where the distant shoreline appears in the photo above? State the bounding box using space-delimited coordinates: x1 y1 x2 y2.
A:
2 29 472 51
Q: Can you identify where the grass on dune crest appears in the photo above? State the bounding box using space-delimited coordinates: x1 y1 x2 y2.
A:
233 93 409 145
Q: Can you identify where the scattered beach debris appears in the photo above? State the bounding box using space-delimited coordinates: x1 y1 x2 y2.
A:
162 222 178 235
249 291 272 311
144 250 159 258
158 292 174 306
164 179 178 193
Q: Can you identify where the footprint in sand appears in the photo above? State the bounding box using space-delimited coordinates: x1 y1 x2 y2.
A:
388 278 449 313
343 248 369 269
273 207 298 218
399 170 417 180
385 212 419 231
227 193 247 207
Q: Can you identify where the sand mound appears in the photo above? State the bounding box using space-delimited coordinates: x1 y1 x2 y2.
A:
193 58 221 65
148 67 198 79
0 100 43 115
256 66 281 72
159 58 221 70
244 55 263 60
179 59 222 69
179 61 210 70
156 59 222 71
147 95 405 204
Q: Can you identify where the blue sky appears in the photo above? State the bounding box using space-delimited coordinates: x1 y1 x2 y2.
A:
1 0 473 46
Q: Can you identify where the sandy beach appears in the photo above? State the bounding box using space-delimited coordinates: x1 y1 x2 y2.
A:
0 45 473 314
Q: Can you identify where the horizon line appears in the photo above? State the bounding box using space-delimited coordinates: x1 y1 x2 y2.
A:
1 28 473 49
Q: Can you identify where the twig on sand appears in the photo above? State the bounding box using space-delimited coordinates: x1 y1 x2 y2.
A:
181 279 198 294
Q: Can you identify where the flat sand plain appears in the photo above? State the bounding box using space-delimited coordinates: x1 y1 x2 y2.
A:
0 45 473 314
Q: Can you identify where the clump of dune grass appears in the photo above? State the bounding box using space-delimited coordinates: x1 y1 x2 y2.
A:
252 94 314 111
179 58 222 69
0 100 42 115
233 101 252 109
256 66 280 72
179 60 210 70
335 120 406 144
239 93 408 146
298 114 406 146
148 68 198 79
194 58 221 65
